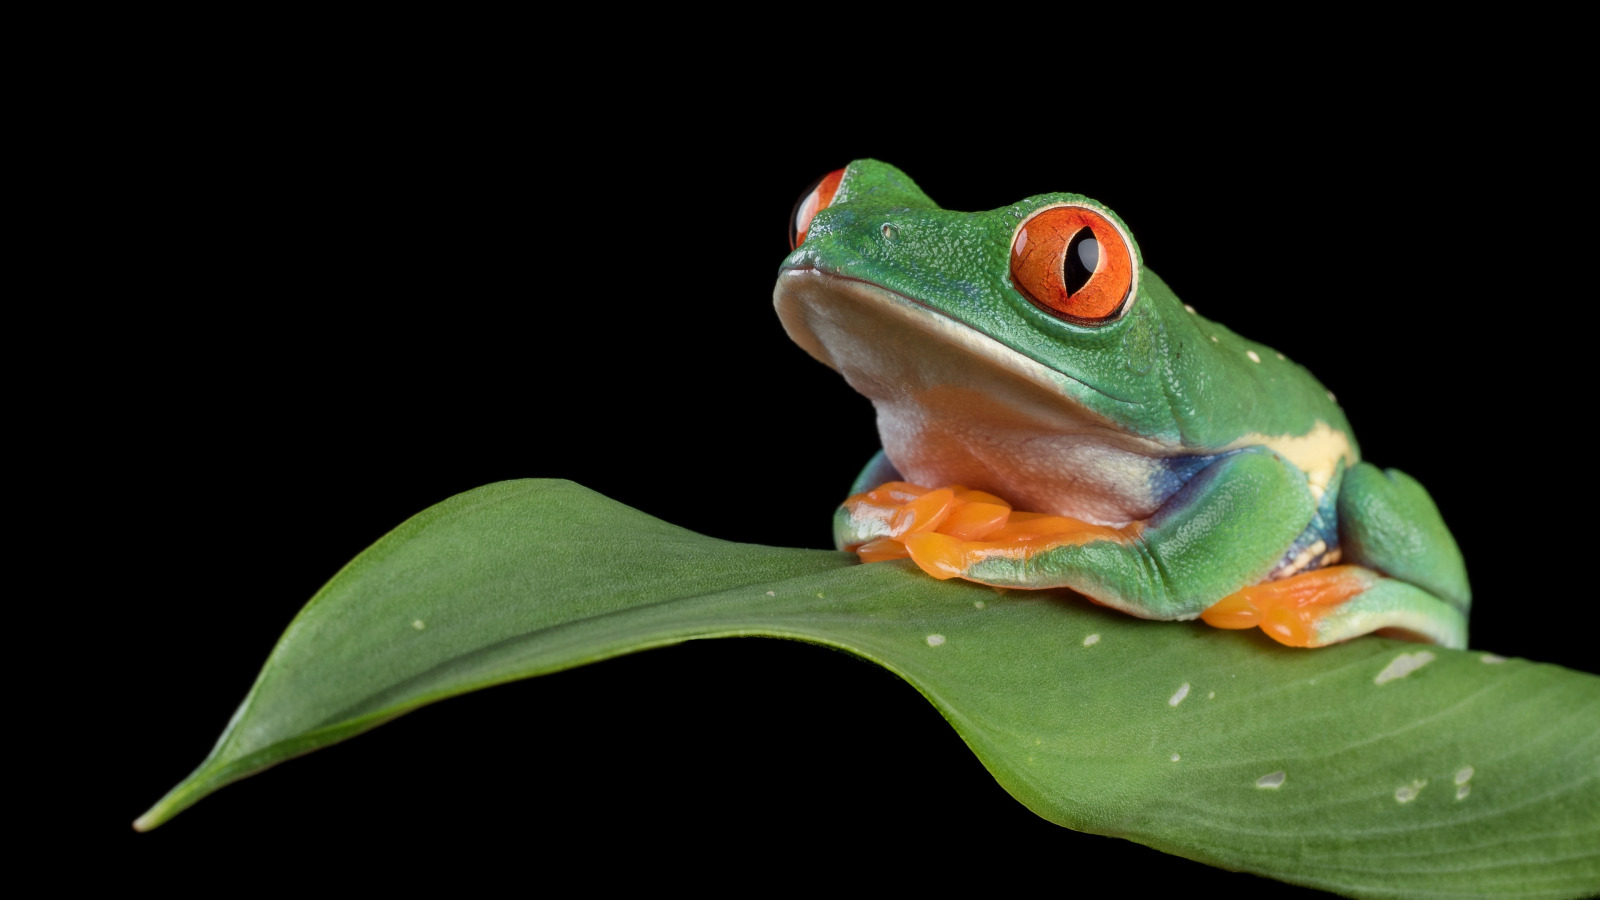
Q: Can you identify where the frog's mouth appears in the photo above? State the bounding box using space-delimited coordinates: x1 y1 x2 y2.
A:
773 265 1133 418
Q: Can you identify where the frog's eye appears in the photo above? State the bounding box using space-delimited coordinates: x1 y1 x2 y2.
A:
1010 205 1135 324
789 168 845 250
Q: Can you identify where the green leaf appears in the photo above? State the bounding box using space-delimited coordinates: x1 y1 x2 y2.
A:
137 479 1600 898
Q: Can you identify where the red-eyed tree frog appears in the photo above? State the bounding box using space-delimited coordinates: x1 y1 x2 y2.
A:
774 160 1469 649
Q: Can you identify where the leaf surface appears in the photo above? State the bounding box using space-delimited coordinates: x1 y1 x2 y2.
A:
138 480 1600 899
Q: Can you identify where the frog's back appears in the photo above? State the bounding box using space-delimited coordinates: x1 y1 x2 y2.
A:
1138 270 1359 494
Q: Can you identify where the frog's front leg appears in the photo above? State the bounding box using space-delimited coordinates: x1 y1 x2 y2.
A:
838 447 1317 621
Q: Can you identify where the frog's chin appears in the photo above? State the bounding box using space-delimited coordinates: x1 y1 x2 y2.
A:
773 266 1182 525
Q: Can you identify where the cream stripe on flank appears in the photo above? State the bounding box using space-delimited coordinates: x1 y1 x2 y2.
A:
1223 421 1357 500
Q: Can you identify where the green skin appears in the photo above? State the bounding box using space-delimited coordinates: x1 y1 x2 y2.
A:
773 159 1469 648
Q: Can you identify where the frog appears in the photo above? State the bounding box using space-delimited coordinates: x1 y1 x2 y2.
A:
772 159 1469 649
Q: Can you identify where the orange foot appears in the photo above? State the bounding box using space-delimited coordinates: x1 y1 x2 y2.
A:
1201 566 1379 647
840 481 1133 583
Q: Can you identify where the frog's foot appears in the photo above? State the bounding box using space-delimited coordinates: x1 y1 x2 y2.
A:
835 481 1139 583
1201 565 1467 649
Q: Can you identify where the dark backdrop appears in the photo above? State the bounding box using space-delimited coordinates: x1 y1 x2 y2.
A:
89 50 1588 895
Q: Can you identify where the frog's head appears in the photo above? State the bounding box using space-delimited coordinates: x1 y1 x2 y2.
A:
773 158 1179 444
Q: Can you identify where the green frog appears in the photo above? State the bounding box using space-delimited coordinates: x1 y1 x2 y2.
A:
773 159 1469 649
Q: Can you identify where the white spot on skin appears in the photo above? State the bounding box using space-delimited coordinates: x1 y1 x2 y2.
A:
1395 779 1428 803
926 634 946 647
1083 633 1100 647
1375 650 1436 685
1184 304 1196 314
973 600 985 609
1457 784 1471 800
1170 753 1181 762
1256 771 1286 789
412 620 425 630
1456 766 1474 785
1169 683 1191 707
1246 350 1261 363
1481 654 1507 664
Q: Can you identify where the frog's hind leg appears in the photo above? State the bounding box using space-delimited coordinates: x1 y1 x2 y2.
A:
1202 565 1468 649
1198 462 1471 649
1337 463 1471 611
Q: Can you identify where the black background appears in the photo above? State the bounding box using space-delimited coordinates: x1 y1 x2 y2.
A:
80 41 1591 894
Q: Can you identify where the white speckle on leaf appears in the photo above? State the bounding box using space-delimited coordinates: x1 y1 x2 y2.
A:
1256 771 1286 789
1210 335 1219 343
411 620 425 631
974 600 985 609
1480 654 1507 664
1246 350 1261 363
1171 753 1181 762
1208 691 1215 699
1083 633 1100 647
1457 784 1471 800
1327 390 1337 402
816 592 826 599
1375 650 1436 684
1276 352 1286 360
1169 683 1191 707
1184 304 1196 314
1455 766 1474 785
766 591 775 596
1395 779 1428 803
926 634 946 647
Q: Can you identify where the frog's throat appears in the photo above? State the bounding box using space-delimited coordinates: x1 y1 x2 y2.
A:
774 266 1137 415
774 266 1193 525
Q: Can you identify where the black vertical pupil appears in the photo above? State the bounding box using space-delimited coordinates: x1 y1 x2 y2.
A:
1063 228 1100 295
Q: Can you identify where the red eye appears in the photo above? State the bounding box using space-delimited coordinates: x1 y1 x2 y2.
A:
1009 205 1135 323
789 168 845 250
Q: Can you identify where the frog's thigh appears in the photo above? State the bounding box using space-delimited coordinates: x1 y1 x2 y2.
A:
1337 463 1471 611
968 448 1315 620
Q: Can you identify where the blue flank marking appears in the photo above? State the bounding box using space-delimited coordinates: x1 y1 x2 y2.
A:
1147 454 1219 503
